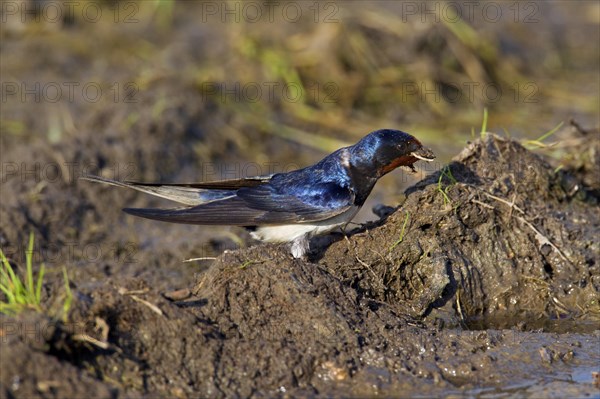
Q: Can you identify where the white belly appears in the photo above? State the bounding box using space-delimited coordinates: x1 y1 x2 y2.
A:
250 205 360 243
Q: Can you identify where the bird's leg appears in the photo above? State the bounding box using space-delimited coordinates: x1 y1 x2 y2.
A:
340 225 353 251
291 234 310 259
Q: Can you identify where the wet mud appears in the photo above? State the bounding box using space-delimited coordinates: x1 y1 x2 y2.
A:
1 2 599 397
2 132 599 398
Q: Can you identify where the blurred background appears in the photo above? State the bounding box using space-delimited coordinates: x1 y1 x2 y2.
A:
1 0 599 274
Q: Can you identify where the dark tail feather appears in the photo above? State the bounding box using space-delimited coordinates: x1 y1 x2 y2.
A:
122 207 212 224
80 175 233 206
122 202 265 226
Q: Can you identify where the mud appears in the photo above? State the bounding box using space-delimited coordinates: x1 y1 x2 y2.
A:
2 133 599 398
1 2 599 397
322 133 600 329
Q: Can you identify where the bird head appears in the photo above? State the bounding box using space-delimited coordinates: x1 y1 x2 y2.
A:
349 129 435 177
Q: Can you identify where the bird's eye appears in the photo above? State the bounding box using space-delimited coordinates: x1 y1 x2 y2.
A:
407 141 419 151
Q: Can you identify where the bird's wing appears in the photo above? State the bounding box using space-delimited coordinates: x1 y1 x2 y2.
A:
80 175 272 206
123 181 356 226
142 176 273 190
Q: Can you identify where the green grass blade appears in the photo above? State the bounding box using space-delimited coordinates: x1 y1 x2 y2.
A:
1 248 17 286
523 121 564 149
389 211 411 251
1 252 24 302
1 249 21 306
0 281 17 304
0 257 12 293
61 267 73 319
35 263 45 304
0 248 9 268
480 107 488 137
437 165 457 207
445 165 457 184
26 232 35 301
1 234 72 317
535 121 564 142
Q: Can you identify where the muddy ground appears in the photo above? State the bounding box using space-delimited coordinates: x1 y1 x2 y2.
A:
1 1 600 398
2 131 599 398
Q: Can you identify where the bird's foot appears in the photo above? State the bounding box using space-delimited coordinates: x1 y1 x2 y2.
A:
290 235 310 259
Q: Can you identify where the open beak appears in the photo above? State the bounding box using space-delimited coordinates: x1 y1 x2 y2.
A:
410 146 435 162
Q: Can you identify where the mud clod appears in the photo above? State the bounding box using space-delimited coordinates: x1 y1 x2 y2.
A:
323 134 600 329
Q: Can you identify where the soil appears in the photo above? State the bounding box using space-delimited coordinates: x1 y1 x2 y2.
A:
1 132 599 398
1 2 599 398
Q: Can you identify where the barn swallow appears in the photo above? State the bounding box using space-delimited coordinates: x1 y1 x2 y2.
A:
82 129 435 258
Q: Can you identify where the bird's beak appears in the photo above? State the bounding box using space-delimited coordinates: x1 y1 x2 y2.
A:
410 146 436 162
